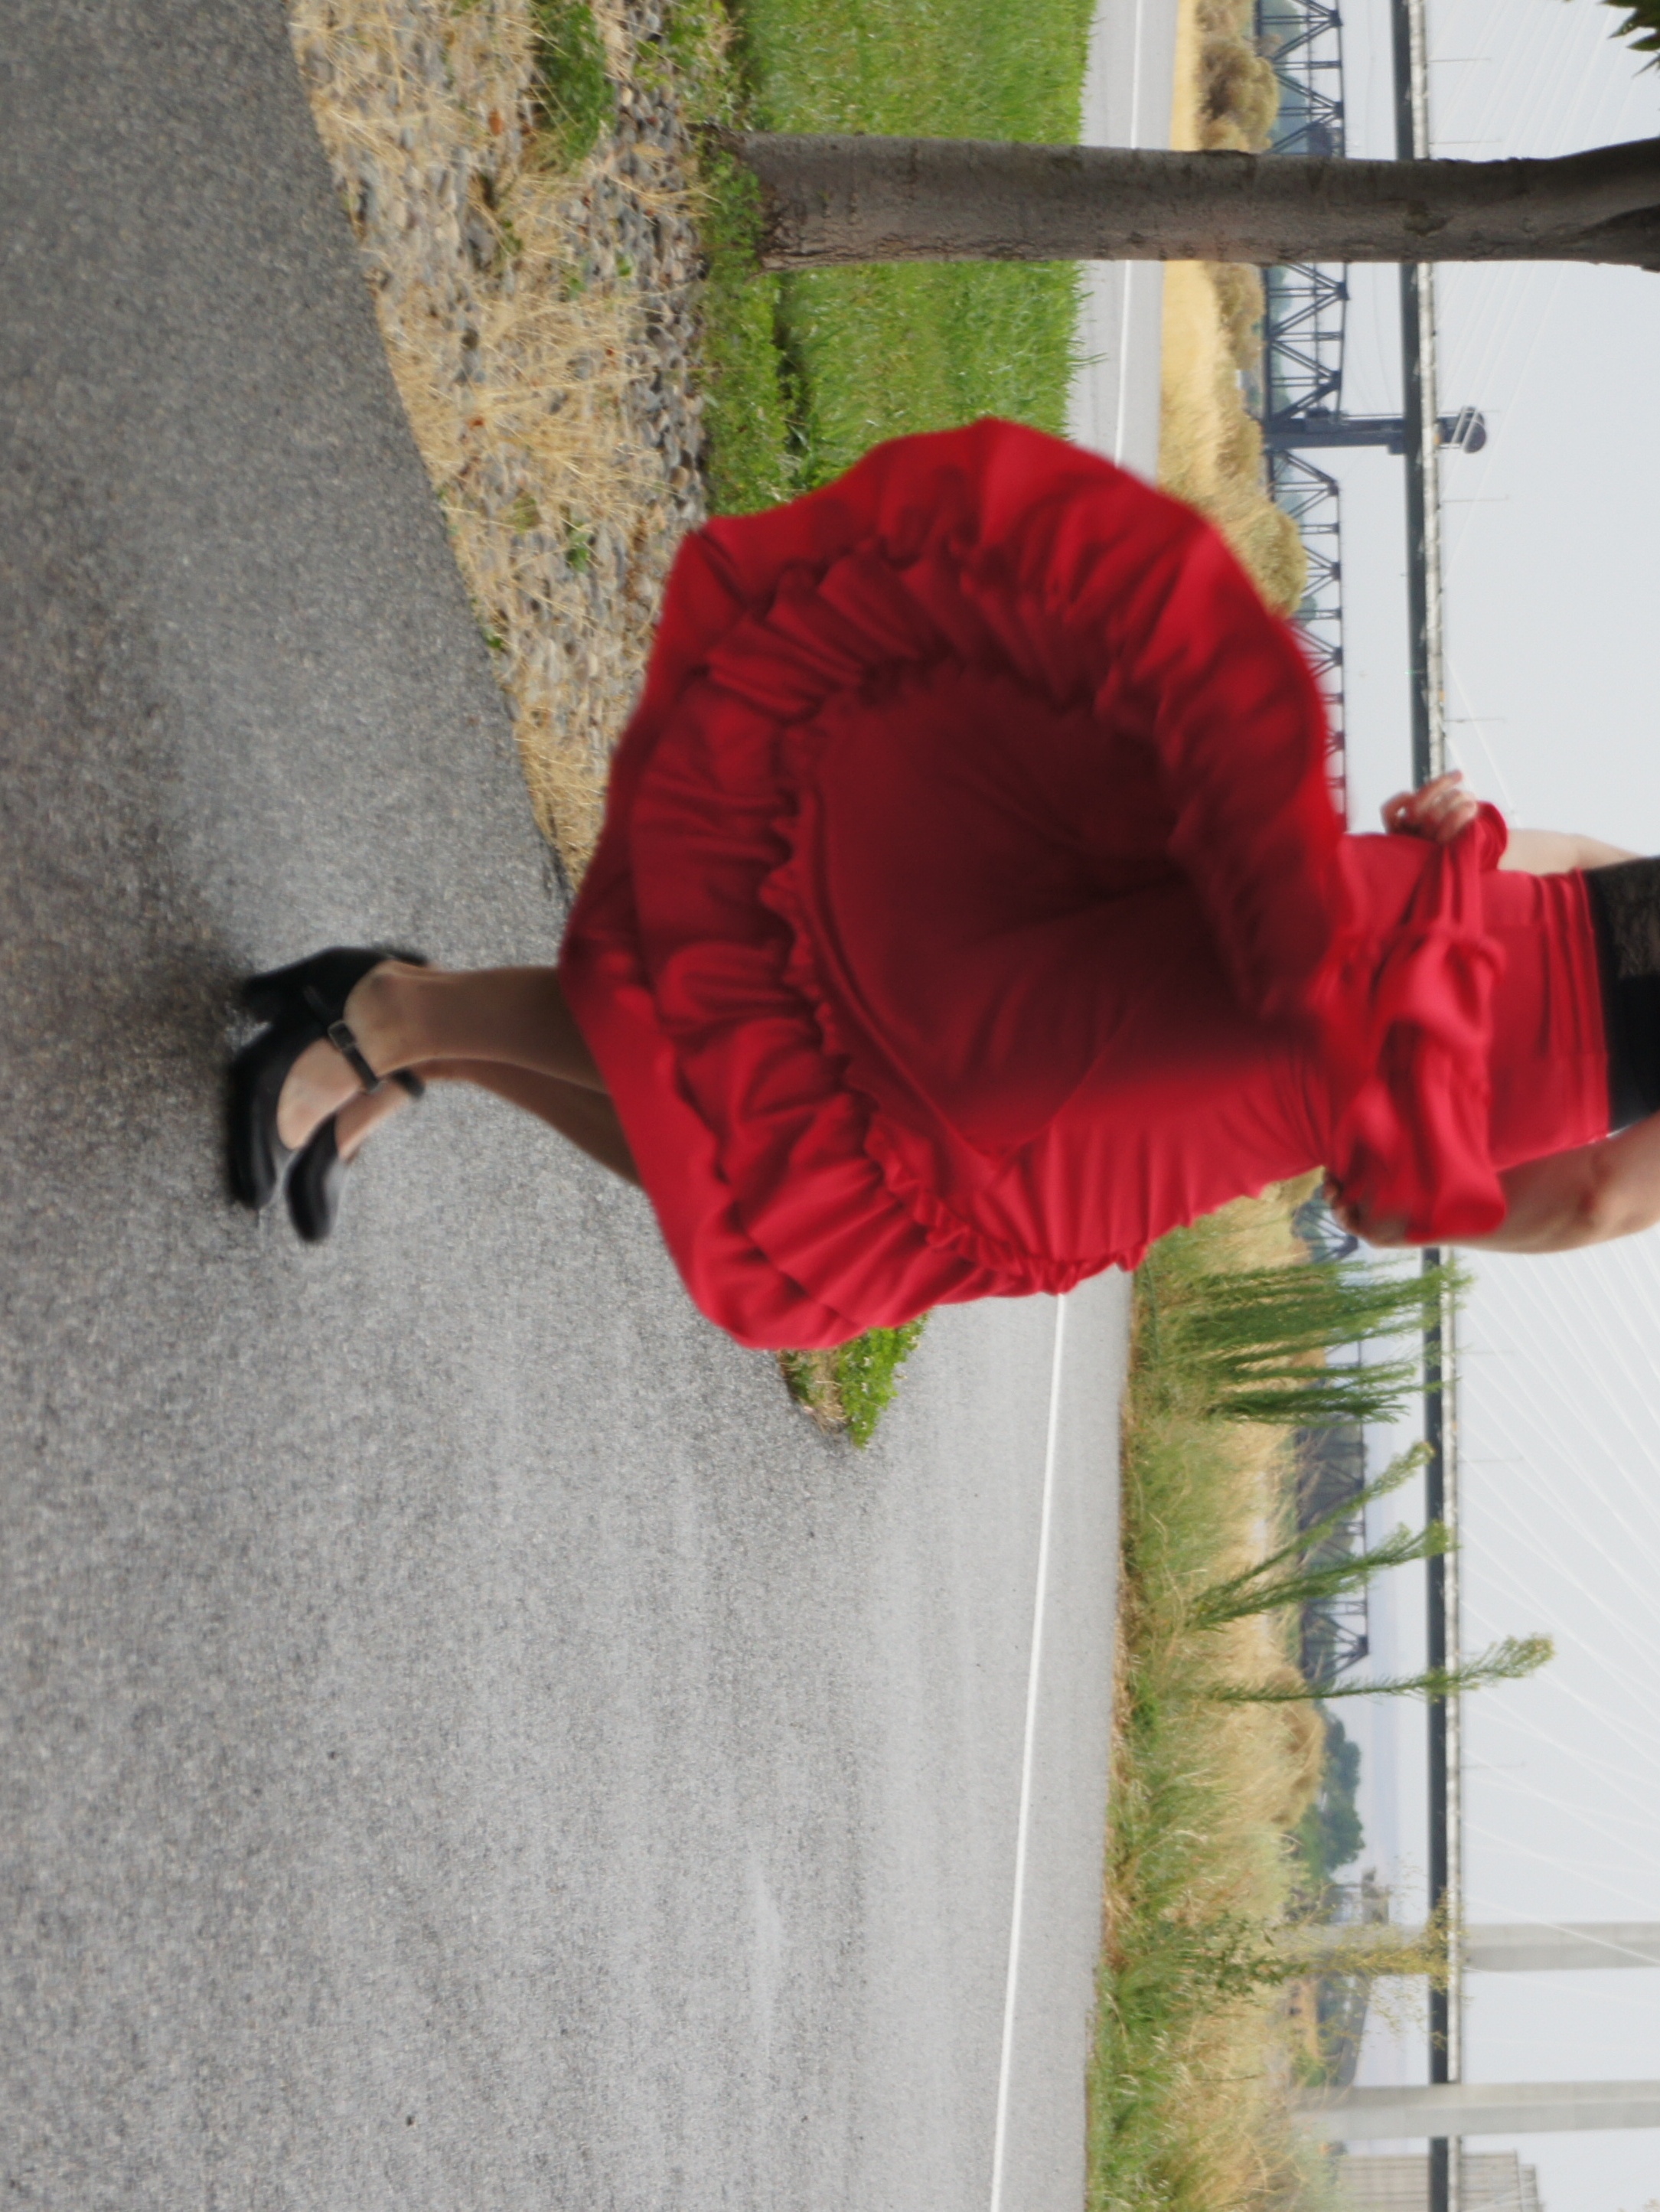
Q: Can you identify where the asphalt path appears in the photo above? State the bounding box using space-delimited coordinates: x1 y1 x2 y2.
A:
1069 0 1180 465
0 4 1155 2204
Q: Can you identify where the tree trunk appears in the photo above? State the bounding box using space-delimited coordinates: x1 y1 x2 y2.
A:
722 132 1660 271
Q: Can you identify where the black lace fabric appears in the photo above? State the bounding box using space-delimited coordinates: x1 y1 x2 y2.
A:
1583 857 1660 1128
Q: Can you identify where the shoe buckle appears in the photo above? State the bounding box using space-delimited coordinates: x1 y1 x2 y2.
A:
326 1019 384 1094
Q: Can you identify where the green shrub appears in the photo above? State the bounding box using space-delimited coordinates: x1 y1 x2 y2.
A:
1295 1711 1365 1890
835 1320 928 1446
780 1317 928 1445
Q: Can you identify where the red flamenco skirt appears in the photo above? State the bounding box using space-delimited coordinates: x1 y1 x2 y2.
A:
560 420 1555 1349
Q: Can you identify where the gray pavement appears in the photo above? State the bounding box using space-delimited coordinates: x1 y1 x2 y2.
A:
1069 0 1179 465
0 4 1130 2206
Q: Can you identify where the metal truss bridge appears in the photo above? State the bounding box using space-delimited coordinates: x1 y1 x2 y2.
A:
1252 0 1484 807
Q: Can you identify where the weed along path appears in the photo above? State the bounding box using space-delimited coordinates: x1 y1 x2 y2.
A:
0 5 1148 2208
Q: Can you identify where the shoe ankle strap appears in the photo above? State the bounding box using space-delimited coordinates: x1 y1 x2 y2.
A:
325 1017 383 1094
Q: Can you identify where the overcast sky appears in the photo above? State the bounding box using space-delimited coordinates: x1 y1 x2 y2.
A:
1322 2 1660 2206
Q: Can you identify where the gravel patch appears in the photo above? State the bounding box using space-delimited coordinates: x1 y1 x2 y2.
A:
286 0 713 877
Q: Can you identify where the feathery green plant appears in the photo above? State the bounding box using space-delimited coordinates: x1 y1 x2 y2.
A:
1187 1433 1555 1706
1210 1633 1554 1706
1150 1254 1466 1425
1190 1446 1437 1629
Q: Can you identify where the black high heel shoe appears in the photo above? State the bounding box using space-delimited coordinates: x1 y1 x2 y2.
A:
288 1072 426 1245
229 945 429 1213
242 945 428 1087
228 1012 324 1211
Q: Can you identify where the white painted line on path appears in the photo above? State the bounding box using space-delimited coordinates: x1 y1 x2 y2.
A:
993 22 1163 2165
1111 0 1153 463
987 1291 1069 2212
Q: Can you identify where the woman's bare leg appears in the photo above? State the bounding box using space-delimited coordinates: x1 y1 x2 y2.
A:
357 966 607 1087
277 964 604 1151
334 1059 640 1186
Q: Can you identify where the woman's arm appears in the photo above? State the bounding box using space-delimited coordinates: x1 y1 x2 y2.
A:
1499 829 1639 874
1330 1121 1660 1254
1465 1120 1660 1251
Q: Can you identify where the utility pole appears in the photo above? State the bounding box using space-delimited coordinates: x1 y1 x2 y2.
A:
1389 0 1460 2201
1280 1920 1660 1974
1300 2082 1660 2139
1292 1927 1660 2142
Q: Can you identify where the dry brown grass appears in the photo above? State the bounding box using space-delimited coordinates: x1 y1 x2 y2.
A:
1159 0 1307 617
287 0 705 876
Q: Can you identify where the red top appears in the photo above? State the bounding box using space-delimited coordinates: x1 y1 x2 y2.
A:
560 421 1610 1349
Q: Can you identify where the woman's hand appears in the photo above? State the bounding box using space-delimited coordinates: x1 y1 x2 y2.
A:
1381 770 1479 845
1322 1176 1413 1248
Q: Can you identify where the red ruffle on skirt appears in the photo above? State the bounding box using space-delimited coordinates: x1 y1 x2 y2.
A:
560 420 1519 1348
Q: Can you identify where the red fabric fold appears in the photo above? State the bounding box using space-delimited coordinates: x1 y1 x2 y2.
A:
1319 807 1509 1241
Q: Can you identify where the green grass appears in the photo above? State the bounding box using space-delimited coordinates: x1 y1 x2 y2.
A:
734 0 1095 480
667 0 1095 505
654 0 794 514
687 142 802 514
530 0 616 168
